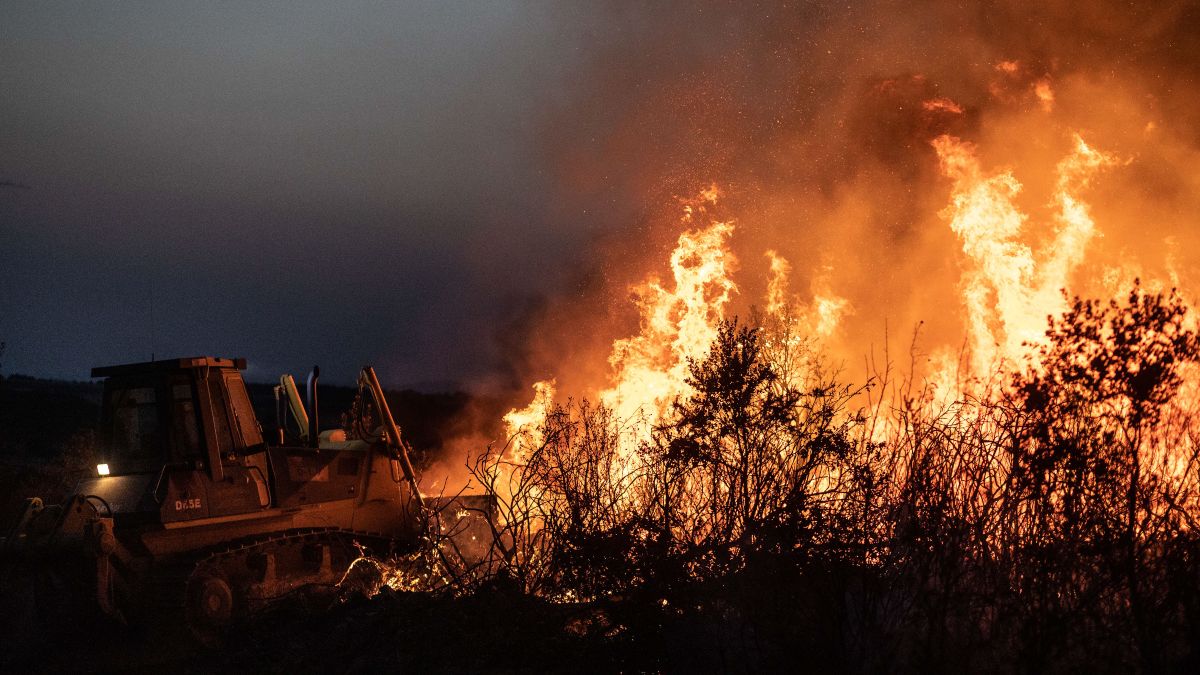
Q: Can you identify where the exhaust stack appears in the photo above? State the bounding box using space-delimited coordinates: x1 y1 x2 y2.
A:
306 366 320 448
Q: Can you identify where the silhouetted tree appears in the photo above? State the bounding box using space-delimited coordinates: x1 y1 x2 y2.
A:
1007 282 1200 672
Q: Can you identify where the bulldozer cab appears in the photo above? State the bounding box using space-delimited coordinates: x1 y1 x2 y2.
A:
94 357 262 480
77 356 426 538
88 357 271 522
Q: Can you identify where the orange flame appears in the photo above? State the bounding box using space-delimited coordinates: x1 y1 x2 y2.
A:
1034 78 1055 112
503 379 556 463
764 249 791 317
764 250 851 340
599 193 737 450
932 132 1117 380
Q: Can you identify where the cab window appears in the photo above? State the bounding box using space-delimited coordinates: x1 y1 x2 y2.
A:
205 374 234 455
171 381 202 458
224 372 263 448
108 386 161 460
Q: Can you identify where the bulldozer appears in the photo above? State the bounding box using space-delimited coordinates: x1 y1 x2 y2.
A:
0 356 477 642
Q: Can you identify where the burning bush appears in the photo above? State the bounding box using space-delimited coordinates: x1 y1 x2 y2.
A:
417 284 1200 672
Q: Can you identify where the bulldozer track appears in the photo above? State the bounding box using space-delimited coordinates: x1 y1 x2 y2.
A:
138 527 408 641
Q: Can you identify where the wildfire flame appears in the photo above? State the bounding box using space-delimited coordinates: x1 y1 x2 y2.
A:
764 249 791 318
429 55 1200 639
503 379 556 464
932 131 1118 380
497 64 1191 490
504 187 861 462
505 126 1127 456
597 189 737 451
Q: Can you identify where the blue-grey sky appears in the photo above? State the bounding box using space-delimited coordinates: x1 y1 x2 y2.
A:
1 2 602 387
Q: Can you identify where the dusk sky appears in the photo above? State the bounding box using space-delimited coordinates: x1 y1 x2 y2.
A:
1 2 611 389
